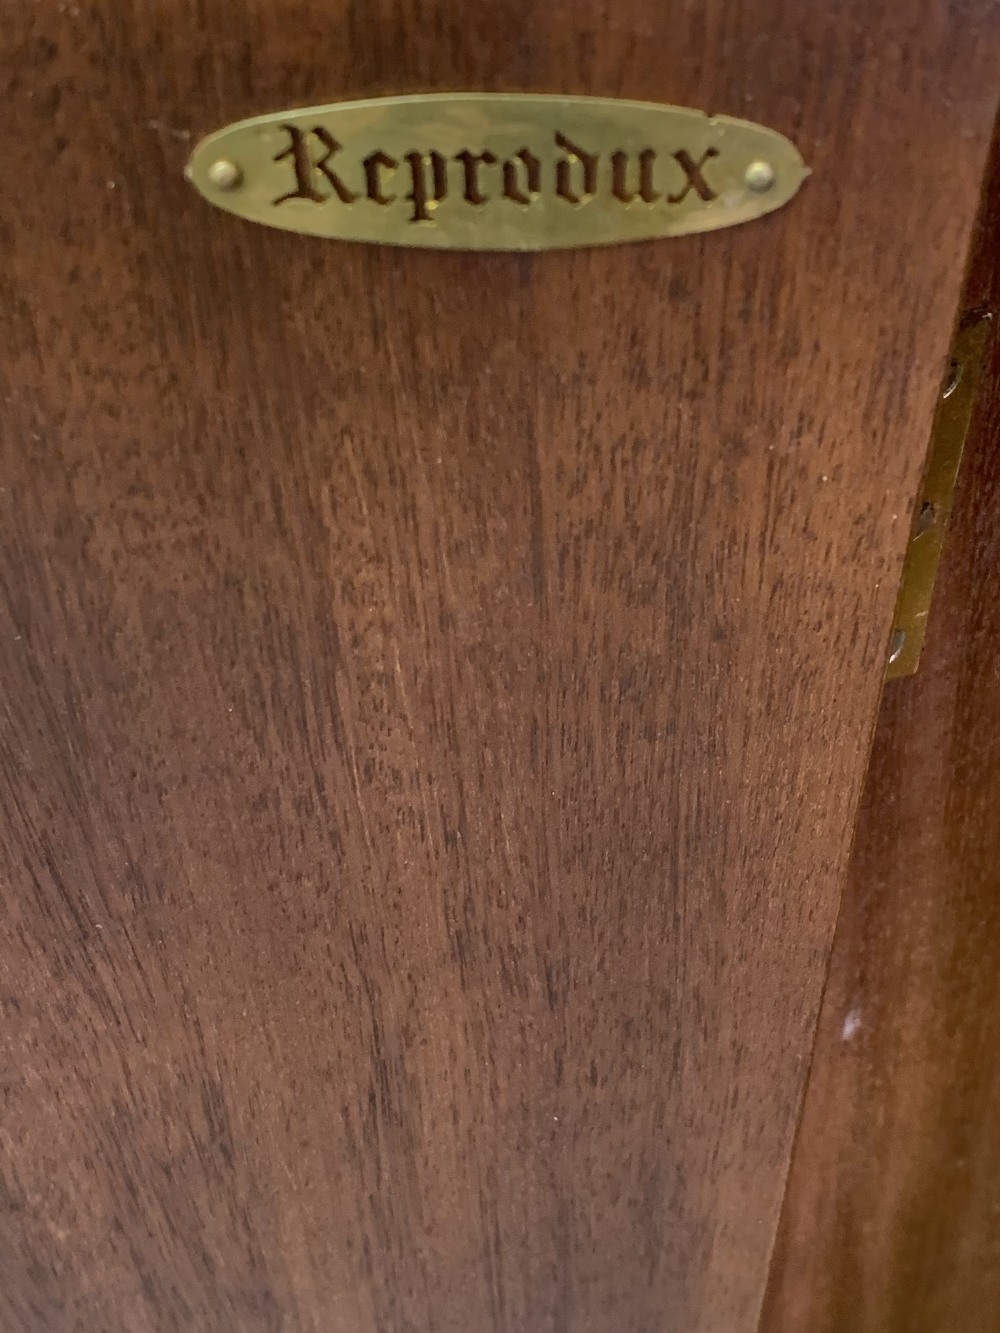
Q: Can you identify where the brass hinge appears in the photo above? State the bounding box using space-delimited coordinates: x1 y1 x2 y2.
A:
886 309 993 679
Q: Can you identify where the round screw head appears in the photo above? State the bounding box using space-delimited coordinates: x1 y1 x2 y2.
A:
745 159 777 193
207 159 244 191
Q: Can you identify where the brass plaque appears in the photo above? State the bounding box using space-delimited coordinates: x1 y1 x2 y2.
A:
186 94 809 251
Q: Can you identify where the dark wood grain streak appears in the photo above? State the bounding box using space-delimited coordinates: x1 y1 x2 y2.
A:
1 4 998 1331
761 110 1000 1333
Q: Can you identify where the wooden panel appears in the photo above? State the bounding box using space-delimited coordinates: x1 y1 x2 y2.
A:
0 4 997 1331
761 114 1000 1333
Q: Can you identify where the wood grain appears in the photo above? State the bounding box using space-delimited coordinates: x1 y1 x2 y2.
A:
761 112 1000 1333
1 4 998 1331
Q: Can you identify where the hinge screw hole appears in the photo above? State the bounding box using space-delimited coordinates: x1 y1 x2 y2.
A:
915 501 938 537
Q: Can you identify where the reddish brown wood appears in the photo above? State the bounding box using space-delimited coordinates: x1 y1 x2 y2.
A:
761 114 1000 1333
0 4 997 1331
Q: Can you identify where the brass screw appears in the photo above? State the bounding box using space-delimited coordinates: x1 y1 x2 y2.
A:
745 160 776 193
207 159 244 191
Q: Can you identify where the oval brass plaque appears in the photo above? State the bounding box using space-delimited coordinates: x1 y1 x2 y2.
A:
186 94 809 252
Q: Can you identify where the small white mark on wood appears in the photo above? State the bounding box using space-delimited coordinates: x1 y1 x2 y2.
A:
148 119 193 142
841 1008 863 1041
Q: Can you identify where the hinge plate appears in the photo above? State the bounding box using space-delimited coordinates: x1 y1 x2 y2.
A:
886 310 993 680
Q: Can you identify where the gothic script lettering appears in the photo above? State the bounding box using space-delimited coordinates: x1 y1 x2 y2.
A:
270 126 722 223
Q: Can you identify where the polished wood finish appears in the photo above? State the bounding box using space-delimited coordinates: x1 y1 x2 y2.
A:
761 117 1000 1333
2 5 998 1331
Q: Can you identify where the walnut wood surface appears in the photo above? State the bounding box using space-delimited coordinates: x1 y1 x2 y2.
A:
761 113 1000 1333
2 4 998 1331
